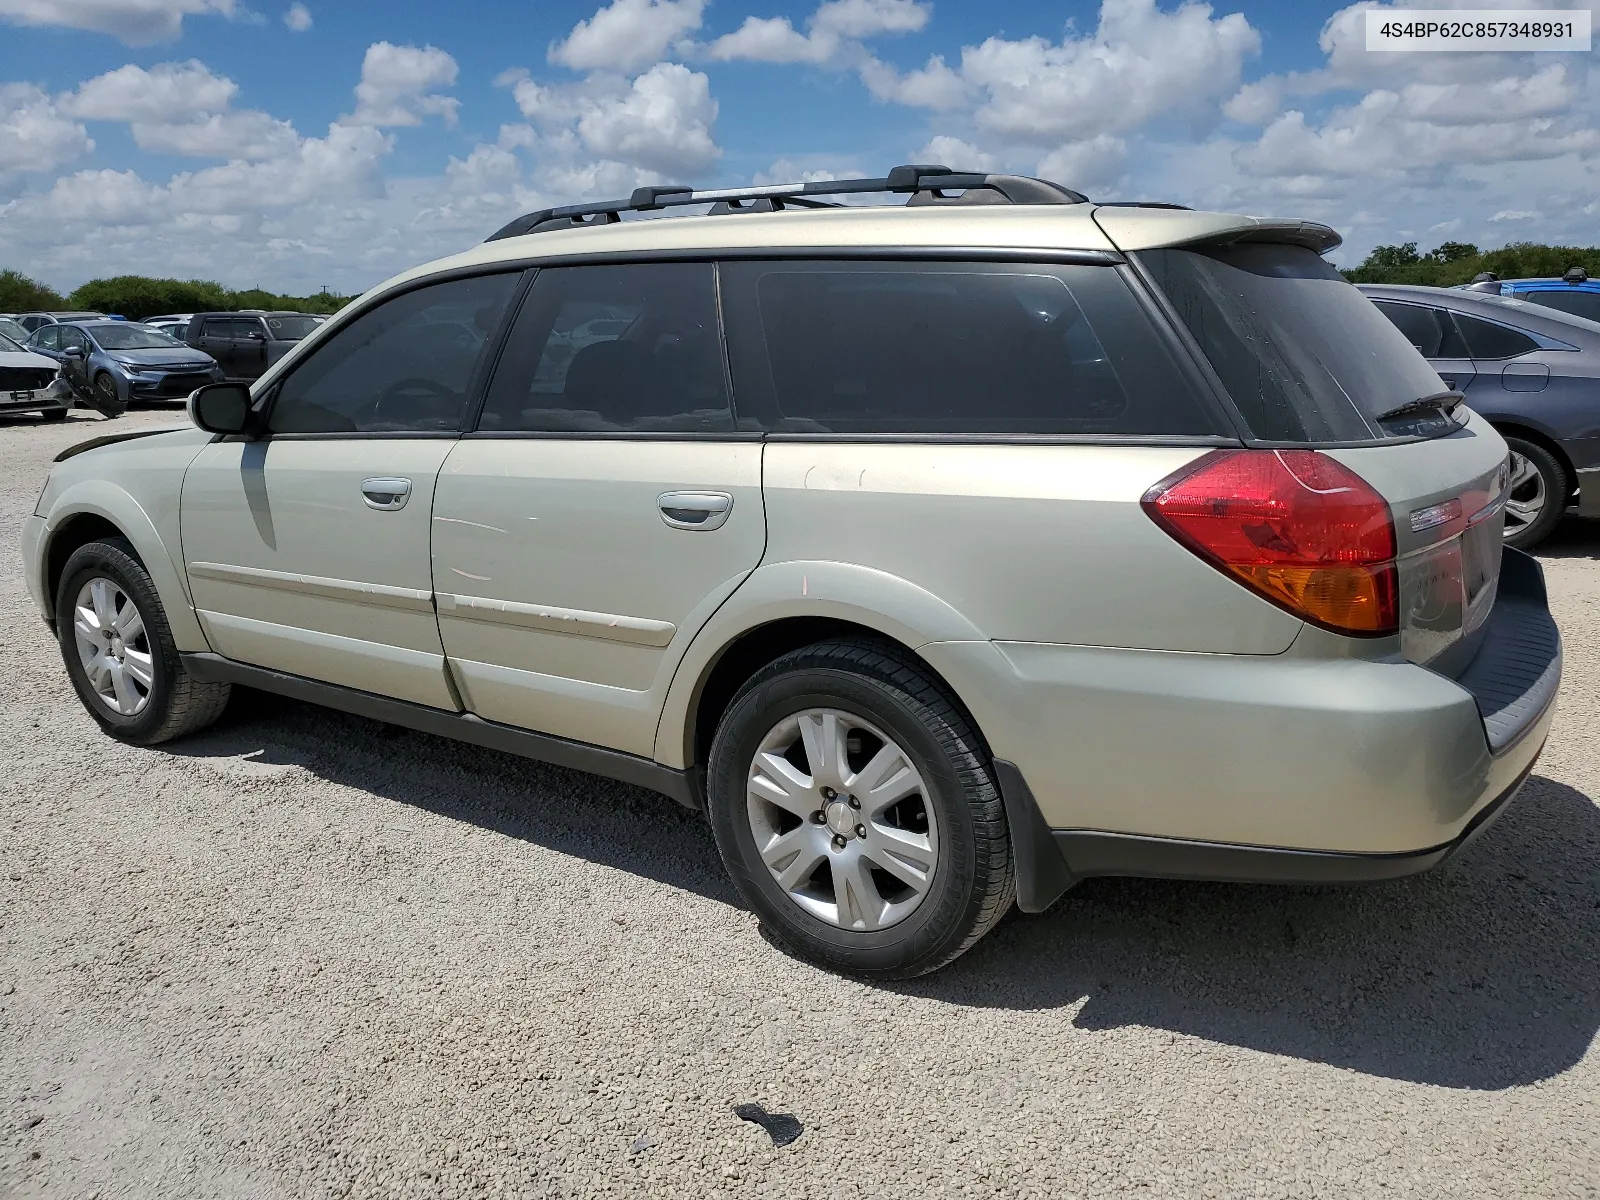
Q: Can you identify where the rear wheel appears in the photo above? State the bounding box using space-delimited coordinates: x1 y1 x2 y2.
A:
706 640 1014 979
56 538 230 744
1502 436 1568 550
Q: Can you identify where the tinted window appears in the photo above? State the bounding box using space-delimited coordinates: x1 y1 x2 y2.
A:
1139 244 1447 442
1373 301 1468 358
1518 290 1600 324
270 272 519 434
265 315 320 340
721 260 1215 435
479 263 731 433
1454 313 1539 360
203 317 232 338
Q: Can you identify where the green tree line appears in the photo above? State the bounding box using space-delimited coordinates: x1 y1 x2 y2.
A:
0 269 351 321
1341 240 1600 286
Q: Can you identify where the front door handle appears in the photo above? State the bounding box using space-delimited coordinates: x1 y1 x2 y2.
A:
361 477 412 511
658 491 733 531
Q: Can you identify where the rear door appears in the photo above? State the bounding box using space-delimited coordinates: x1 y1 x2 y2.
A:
431 261 765 756
180 272 521 708
1372 299 1477 392
197 317 236 377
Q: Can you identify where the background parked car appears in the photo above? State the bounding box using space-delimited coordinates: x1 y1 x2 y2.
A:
144 314 194 339
0 327 69 421
183 310 322 381
0 315 32 344
27 320 222 416
1360 283 1600 547
1460 268 1600 324
13 311 105 334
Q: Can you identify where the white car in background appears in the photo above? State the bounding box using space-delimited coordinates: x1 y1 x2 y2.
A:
0 327 69 420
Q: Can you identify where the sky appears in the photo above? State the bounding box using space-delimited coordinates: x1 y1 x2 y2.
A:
0 0 1596 297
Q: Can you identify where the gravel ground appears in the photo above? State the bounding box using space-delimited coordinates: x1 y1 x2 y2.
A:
2 407 1598 1199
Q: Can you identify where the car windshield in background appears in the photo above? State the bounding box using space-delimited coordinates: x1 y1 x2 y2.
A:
0 319 28 343
92 325 181 350
265 316 321 341
0 332 24 352
1138 243 1452 442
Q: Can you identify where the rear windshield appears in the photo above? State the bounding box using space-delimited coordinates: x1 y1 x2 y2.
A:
1518 289 1600 324
266 315 321 340
1138 244 1449 442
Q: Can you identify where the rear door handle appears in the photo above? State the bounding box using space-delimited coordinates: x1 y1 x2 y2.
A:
658 491 733 531
361 477 412 511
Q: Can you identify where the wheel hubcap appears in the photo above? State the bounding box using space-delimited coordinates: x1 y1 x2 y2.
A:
1504 451 1547 538
746 708 938 931
72 577 153 716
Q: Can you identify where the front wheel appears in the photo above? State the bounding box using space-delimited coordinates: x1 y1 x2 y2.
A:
56 538 230 744
706 640 1014 979
1502 437 1568 551
91 373 126 418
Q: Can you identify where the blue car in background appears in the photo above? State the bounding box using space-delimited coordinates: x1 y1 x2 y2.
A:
1361 283 1600 549
1462 267 1600 324
26 319 223 417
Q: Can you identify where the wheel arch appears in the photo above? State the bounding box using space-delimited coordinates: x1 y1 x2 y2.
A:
1489 421 1577 497
654 560 992 772
39 484 209 652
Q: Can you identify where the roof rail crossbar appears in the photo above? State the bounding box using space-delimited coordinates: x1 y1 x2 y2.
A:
484 164 1089 241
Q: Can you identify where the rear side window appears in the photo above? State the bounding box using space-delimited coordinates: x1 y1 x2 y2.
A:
203 318 232 338
269 272 519 434
720 260 1217 435
1453 312 1539 360
1139 244 1446 442
1517 289 1600 323
478 262 732 433
1372 301 1469 359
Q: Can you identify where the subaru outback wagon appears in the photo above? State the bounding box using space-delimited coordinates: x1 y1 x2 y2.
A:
23 167 1561 978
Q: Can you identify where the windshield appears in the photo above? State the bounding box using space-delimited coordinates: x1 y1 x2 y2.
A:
91 325 183 350
265 315 321 340
0 331 24 352
1138 243 1450 442
0 318 28 343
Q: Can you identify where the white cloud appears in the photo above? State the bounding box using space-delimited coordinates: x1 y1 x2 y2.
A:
550 0 705 72
1036 135 1127 194
0 83 94 173
1490 209 1537 222
284 2 310 31
509 61 719 178
911 135 999 173
0 0 235 44
132 110 300 160
708 0 928 64
63 61 237 123
349 42 460 128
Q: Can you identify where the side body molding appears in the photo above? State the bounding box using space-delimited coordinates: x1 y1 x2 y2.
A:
652 559 989 769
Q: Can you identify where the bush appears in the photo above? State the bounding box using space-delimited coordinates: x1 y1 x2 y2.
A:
0 269 66 311
1343 241 1600 286
63 275 351 320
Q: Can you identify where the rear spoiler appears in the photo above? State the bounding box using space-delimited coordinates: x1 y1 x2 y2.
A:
1187 220 1343 256
1092 208 1342 256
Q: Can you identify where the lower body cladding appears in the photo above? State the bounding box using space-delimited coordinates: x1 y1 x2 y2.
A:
923 549 1562 913
1579 465 1600 520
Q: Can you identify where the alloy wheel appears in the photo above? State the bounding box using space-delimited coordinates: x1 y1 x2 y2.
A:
746 708 939 931
72 577 154 716
1503 450 1547 540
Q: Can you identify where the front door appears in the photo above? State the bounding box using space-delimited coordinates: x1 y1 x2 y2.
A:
431 262 765 756
57 326 92 394
180 271 522 708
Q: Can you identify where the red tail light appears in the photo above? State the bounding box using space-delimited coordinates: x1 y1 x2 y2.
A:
1142 449 1399 637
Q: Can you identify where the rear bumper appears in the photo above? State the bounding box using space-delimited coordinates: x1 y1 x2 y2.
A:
923 551 1561 910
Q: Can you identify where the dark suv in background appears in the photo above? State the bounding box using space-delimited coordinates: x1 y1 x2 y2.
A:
184 311 322 381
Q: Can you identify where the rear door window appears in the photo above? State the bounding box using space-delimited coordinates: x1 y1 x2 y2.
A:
477 262 733 433
719 260 1218 435
1139 244 1447 442
1453 312 1539 360
1372 301 1469 359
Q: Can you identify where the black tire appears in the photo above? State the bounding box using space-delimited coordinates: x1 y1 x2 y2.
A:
1502 436 1568 551
91 373 126 418
55 538 230 745
706 639 1014 979
41 407 69 422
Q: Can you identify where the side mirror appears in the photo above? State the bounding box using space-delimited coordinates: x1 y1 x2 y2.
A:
62 345 84 358
190 382 253 435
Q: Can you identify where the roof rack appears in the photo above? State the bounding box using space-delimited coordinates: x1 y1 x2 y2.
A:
484 164 1089 242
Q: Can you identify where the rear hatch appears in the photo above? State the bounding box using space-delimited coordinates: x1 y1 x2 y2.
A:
1126 235 1509 673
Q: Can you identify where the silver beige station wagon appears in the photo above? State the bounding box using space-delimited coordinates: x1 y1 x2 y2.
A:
23 166 1562 978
